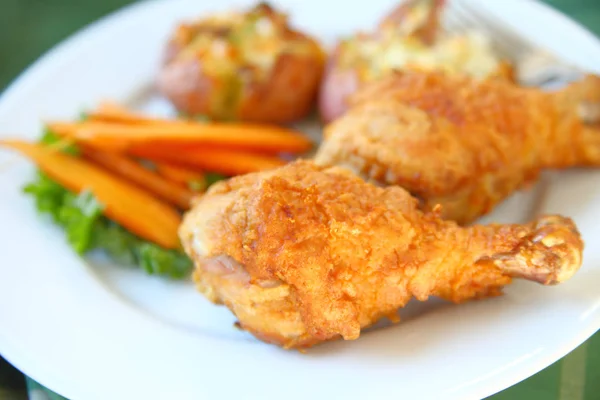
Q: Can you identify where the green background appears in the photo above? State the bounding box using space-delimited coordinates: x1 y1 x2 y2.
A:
0 0 599 399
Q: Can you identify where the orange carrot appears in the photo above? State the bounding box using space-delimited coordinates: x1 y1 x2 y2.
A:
154 162 206 190
46 121 313 154
87 102 167 124
0 140 182 249
81 147 194 209
131 147 286 176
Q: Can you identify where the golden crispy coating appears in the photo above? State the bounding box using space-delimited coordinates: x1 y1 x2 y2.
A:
180 160 583 348
315 70 600 224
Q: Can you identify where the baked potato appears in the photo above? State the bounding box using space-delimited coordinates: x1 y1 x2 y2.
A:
318 0 513 123
158 2 325 123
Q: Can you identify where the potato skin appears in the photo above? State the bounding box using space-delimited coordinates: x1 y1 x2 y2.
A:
236 46 324 123
317 45 360 125
157 3 324 123
318 0 512 123
318 0 444 123
157 53 217 117
318 56 515 124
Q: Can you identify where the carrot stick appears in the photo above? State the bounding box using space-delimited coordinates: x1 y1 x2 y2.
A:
0 140 182 249
46 121 313 154
81 147 194 209
154 162 206 190
87 102 167 125
131 147 286 176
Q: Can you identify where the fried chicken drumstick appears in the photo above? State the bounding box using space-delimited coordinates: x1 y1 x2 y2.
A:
315 70 600 224
180 161 583 349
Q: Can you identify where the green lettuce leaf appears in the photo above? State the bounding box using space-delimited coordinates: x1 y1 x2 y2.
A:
22 127 193 279
39 128 80 156
23 162 192 279
204 172 228 188
137 243 193 279
23 172 67 222
57 190 104 254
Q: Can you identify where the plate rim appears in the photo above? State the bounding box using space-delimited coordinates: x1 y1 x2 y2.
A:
1 1 600 399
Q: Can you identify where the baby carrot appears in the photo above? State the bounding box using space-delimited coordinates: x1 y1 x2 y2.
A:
46 120 313 154
154 162 206 190
87 101 167 125
0 140 182 249
131 146 286 176
81 147 194 209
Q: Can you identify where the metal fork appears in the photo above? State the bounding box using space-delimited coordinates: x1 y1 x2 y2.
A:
443 0 585 88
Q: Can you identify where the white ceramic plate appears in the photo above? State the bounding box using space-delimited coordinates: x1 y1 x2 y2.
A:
1 1 600 399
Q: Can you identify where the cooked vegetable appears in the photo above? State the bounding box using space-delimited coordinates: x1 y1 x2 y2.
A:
81 147 194 209
24 172 192 278
157 2 325 123
155 162 206 190
6 90 306 279
47 120 313 154
318 0 511 122
1 140 182 249
131 146 285 175
87 101 166 124
90 102 212 124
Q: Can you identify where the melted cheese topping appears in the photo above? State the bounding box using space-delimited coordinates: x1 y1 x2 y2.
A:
340 29 501 82
173 6 317 79
339 0 501 82
168 4 322 118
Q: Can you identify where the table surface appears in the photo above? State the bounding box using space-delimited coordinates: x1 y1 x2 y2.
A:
0 0 599 399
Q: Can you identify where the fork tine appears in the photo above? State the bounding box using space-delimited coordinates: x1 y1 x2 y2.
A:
451 0 535 60
441 14 514 61
442 5 471 34
443 0 579 88
444 0 484 32
445 0 517 61
442 1 511 59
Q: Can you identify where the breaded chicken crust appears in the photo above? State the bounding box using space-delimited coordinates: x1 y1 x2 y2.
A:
180 161 583 348
315 70 600 224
